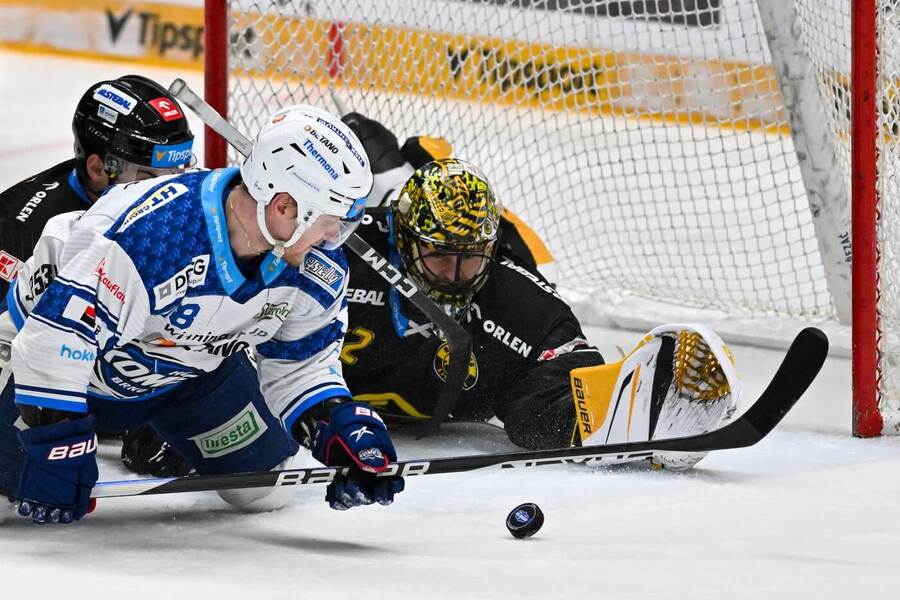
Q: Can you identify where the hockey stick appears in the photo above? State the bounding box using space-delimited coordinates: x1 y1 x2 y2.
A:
321 89 463 436
91 327 827 498
168 79 472 437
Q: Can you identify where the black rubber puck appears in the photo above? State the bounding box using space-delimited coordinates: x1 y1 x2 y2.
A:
506 502 544 538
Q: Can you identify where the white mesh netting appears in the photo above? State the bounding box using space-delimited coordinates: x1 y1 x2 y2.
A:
791 0 900 428
223 0 838 323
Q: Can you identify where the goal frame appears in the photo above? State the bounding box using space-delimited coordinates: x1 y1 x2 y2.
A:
851 0 880 437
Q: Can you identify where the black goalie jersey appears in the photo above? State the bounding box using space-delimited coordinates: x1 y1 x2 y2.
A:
342 209 604 449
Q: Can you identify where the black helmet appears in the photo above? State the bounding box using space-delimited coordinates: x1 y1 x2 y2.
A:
72 75 194 179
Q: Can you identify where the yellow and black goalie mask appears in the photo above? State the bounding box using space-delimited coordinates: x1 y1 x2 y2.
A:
392 158 501 320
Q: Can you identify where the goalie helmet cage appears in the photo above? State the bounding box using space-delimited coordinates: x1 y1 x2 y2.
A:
203 0 894 437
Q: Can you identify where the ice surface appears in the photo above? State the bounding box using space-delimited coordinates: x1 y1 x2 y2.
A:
2 50 899 600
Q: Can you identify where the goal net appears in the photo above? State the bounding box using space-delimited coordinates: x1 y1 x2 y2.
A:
204 0 898 435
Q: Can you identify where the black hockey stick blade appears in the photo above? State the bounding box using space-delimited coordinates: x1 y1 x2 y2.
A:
92 328 827 499
650 326 828 452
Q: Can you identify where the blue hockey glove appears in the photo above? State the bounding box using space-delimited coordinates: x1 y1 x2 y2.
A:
311 402 405 510
15 416 99 524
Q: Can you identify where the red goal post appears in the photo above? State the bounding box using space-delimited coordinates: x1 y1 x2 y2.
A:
203 0 897 437
852 0 882 437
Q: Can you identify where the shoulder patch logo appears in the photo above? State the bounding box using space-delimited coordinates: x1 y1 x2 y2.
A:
302 250 345 298
119 183 189 232
61 295 96 329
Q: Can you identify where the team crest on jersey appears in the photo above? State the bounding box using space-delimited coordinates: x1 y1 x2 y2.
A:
119 183 188 232
433 342 479 390
302 250 344 298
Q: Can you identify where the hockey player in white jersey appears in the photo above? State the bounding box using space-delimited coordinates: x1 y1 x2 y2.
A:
0 105 404 524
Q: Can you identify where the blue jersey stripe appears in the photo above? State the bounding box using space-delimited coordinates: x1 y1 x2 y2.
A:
16 383 88 399
256 319 343 361
282 385 351 432
29 313 95 346
54 275 95 296
6 282 25 330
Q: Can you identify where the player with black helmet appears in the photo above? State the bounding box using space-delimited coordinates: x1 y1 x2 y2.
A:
0 74 194 300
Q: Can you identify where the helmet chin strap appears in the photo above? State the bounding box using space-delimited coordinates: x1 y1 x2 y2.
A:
255 201 307 259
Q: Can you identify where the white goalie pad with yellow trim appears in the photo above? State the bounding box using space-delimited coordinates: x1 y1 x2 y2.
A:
570 324 740 469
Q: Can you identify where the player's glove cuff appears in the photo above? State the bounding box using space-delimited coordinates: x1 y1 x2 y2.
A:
311 402 397 473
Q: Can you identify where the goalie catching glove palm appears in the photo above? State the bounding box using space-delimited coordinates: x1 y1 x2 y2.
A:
571 323 739 470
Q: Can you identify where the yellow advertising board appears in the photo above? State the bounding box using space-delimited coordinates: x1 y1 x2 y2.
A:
0 0 789 134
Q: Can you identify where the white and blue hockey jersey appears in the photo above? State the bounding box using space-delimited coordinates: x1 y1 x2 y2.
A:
1 168 350 433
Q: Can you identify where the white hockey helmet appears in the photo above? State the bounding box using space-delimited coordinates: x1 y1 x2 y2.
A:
241 104 373 252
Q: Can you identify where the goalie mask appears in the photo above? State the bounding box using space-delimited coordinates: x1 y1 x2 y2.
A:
241 105 373 254
392 158 500 319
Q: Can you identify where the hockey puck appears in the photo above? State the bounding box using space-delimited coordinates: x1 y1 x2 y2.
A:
506 502 544 539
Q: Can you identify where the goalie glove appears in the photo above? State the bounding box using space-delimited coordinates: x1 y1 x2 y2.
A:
570 323 740 470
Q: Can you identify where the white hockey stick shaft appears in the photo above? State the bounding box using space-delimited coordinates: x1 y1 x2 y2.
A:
168 78 253 157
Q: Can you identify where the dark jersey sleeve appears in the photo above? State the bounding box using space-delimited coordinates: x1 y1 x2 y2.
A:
0 159 86 299
492 316 604 450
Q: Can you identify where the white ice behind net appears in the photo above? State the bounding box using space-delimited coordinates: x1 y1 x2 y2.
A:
224 0 838 328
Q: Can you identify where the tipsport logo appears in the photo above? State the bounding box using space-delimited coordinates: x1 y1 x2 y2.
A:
151 140 193 168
